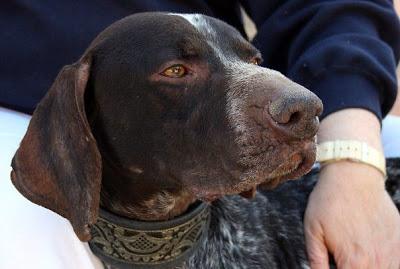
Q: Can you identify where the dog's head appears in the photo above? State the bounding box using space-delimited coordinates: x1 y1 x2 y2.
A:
11 13 322 241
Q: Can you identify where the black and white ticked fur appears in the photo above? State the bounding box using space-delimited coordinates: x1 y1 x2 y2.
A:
183 159 400 269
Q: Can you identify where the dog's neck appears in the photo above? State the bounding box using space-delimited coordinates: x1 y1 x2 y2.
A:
99 160 197 221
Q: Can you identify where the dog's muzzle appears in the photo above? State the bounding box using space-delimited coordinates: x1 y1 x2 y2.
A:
89 202 210 269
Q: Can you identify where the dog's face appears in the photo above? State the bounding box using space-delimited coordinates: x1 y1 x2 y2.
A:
11 13 322 241
88 13 321 199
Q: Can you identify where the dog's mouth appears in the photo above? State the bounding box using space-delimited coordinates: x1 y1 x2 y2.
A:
268 153 305 178
196 140 316 202
258 149 314 189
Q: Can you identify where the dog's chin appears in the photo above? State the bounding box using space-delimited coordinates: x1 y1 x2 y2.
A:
259 149 316 190
194 140 316 203
244 140 316 190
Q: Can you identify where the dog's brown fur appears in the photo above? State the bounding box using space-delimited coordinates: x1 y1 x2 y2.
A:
10 13 322 242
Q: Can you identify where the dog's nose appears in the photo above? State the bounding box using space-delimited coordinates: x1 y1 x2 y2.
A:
268 92 323 139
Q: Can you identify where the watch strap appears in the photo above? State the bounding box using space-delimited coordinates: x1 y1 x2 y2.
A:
317 140 386 177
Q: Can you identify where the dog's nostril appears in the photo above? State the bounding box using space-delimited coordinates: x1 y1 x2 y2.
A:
268 100 306 125
270 108 302 125
286 111 302 125
267 94 322 139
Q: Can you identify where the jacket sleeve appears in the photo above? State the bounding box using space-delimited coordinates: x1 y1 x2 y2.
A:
240 0 400 120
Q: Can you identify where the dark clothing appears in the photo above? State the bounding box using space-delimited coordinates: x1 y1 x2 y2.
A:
1 0 399 119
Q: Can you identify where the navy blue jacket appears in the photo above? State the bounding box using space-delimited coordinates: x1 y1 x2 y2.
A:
1 0 399 119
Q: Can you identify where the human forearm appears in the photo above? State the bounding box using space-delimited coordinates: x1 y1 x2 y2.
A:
305 108 400 269
318 108 383 154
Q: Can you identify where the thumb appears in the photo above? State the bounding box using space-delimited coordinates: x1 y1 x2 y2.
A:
305 225 330 269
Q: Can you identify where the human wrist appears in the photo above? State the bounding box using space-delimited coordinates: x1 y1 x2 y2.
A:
318 161 386 190
318 108 383 151
317 108 385 183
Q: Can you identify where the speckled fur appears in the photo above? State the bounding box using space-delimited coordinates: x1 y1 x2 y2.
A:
184 175 312 269
181 159 400 269
385 158 400 210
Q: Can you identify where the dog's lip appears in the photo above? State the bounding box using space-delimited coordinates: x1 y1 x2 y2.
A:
195 140 316 202
268 153 304 178
198 159 308 203
261 141 316 189
286 141 316 178
201 193 224 203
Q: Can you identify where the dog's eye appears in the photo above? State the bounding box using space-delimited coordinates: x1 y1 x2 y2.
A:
161 64 188 78
249 57 261 65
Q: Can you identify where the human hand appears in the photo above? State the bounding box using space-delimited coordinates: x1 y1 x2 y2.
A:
304 161 400 268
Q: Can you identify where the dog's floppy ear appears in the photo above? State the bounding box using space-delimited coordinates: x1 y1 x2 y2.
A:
10 56 101 241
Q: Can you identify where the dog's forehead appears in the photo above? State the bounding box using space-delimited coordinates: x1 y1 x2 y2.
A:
168 13 245 63
169 13 216 36
89 12 260 76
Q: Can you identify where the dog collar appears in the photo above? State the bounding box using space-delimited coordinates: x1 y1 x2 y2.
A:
89 202 210 269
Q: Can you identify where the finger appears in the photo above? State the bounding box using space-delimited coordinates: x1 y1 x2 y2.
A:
304 227 330 269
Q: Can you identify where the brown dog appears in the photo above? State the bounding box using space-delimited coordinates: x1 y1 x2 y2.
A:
11 13 323 268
